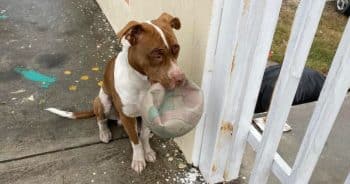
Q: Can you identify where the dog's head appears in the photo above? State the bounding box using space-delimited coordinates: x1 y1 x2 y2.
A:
117 13 185 89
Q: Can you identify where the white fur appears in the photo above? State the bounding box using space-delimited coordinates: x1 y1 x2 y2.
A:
146 21 169 48
131 142 146 173
114 37 150 117
45 108 75 119
98 119 112 143
98 89 112 114
141 122 156 162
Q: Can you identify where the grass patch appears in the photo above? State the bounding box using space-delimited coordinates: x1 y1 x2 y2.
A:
271 1 348 74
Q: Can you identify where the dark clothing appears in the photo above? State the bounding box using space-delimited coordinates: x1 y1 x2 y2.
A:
255 64 325 113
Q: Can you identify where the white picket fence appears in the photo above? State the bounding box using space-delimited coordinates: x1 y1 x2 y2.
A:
192 0 350 183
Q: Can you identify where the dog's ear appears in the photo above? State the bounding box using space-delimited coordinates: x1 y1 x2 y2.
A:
117 21 144 45
157 13 181 30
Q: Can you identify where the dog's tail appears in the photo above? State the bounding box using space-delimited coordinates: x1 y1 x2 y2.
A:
45 108 95 119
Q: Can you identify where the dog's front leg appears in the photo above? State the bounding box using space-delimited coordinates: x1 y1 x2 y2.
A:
120 114 146 173
141 121 156 162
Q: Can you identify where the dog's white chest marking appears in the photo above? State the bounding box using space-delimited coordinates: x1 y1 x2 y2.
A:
114 38 150 117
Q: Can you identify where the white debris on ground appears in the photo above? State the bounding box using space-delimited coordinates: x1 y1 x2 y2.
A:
253 117 292 132
10 89 26 94
178 163 186 169
27 95 34 101
174 167 205 184
21 94 35 103
162 143 166 148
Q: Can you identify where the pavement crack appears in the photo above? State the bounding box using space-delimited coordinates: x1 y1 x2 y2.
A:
0 138 124 164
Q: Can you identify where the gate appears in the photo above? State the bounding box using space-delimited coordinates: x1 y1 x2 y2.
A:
192 0 350 183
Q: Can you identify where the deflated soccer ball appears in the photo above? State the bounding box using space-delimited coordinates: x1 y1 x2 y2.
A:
141 80 204 138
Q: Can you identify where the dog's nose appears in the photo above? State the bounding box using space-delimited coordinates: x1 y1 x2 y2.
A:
170 71 185 85
168 61 185 87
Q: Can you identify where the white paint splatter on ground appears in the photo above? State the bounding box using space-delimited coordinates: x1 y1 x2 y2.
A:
10 89 26 94
175 167 205 184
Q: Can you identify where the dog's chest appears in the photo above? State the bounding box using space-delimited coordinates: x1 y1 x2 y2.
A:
114 48 150 117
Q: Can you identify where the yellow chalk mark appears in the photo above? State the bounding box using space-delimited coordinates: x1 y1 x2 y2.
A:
91 67 99 71
97 81 103 87
69 85 77 91
64 70 72 75
80 75 89 80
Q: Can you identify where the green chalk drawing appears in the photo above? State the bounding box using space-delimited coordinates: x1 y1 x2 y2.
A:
159 91 175 114
0 15 8 20
148 106 159 122
15 67 56 88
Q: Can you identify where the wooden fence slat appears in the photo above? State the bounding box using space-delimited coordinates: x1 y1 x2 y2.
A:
248 1 326 183
224 0 283 180
289 19 350 184
247 127 291 183
205 0 248 182
192 0 224 167
345 172 350 184
196 0 244 179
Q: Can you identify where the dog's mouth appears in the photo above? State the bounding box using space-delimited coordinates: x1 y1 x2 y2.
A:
148 78 176 89
148 78 159 85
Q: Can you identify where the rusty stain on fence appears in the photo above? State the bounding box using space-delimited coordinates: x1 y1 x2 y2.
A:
212 164 217 172
230 57 235 73
221 121 233 135
243 0 250 15
231 45 238 73
223 169 229 180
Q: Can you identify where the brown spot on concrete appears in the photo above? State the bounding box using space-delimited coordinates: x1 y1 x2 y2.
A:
0 69 20 82
37 53 68 69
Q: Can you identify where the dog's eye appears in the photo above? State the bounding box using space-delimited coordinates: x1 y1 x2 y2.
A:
153 54 163 60
171 44 180 55
150 49 164 64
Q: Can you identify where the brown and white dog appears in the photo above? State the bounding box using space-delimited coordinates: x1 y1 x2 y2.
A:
46 13 185 173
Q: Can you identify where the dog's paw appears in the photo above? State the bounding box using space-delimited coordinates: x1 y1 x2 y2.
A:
131 159 146 174
99 129 112 143
144 149 156 162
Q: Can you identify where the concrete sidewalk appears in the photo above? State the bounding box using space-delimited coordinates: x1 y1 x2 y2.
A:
0 0 204 183
239 96 350 184
1 0 348 183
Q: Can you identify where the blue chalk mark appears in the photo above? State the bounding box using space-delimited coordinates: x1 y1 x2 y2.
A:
15 67 56 88
0 15 8 20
